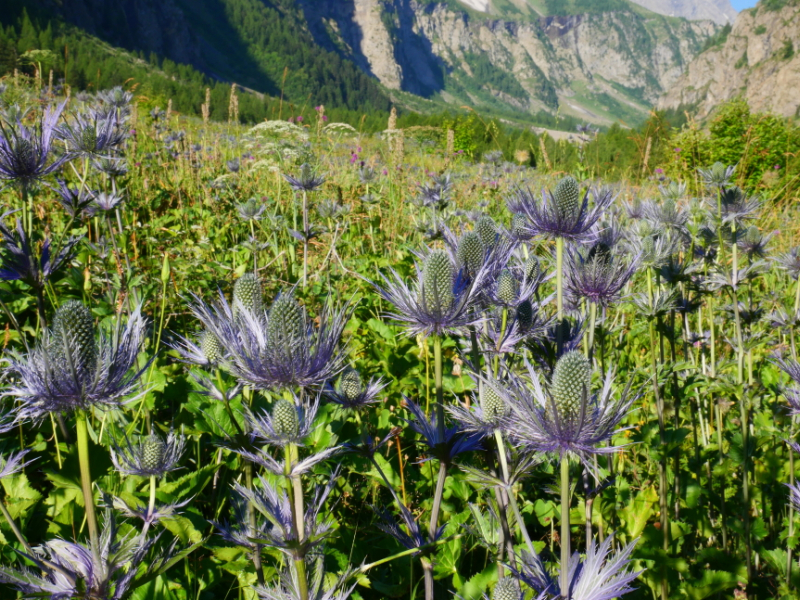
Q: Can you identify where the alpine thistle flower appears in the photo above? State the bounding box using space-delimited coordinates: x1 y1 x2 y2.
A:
506 534 641 600
502 352 636 468
325 367 387 410
698 161 735 189
492 576 522 600
564 243 639 307
111 429 185 477
284 163 326 192
0 211 80 293
56 108 125 158
0 102 69 188
508 176 614 242
476 215 498 250
188 289 351 391
233 272 264 317
375 247 486 338
5 301 149 419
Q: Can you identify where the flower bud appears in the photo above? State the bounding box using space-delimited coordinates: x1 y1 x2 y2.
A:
476 215 498 250
492 576 519 600
52 300 97 376
141 434 166 472
553 175 581 224
481 385 506 423
267 294 305 350
550 350 591 426
339 367 363 402
272 399 299 438
201 330 222 364
456 231 484 277
420 250 455 313
233 273 263 317
496 269 518 306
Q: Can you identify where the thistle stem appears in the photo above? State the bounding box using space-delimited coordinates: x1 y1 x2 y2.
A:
245 459 265 587
433 335 444 440
495 429 536 558
559 456 570 595
556 236 564 355
302 190 308 290
285 443 307 600
75 411 100 564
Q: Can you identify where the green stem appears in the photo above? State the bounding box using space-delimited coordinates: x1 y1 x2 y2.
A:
588 302 597 360
357 533 466 573
76 411 100 563
560 457 570 595
245 459 265 587
556 237 564 355
302 190 308 290
286 443 307 600
433 335 444 439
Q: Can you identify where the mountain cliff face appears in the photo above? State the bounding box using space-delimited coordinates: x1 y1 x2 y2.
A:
628 0 737 24
658 0 800 119
26 0 716 124
301 0 715 124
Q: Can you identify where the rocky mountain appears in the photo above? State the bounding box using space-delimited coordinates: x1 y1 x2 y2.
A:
658 0 800 119
628 0 737 24
19 0 717 125
301 0 716 125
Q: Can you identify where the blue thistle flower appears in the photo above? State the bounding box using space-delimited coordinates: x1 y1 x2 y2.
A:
508 177 614 242
0 210 80 292
324 367 386 410
56 108 126 158
188 289 351 391
0 102 69 189
284 163 325 192
54 179 96 218
374 247 487 338
403 398 483 463
5 301 150 420
110 429 185 477
501 353 636 469
564 243 639 307
698 161 736 189
254 556 357 600
506 535 641 600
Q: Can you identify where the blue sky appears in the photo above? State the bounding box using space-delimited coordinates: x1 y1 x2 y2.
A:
731 0 758 9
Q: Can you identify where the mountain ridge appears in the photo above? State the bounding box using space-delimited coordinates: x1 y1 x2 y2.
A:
657 0 800 119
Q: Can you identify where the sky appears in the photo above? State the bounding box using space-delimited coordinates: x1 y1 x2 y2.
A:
730 0 758 9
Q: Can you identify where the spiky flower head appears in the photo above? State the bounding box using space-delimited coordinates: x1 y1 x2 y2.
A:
56 108 126 158
111 429 185 477
510 212 532 241
502 356 636 468
524 254 540 281
698 161 735 189
376 245 486 338
188 290 350 391
776 247 800 280
565 243 639 307
492 576 521 600
476 215 498 250
284 163 326 192
516 299 534 332
238 198 267 221
0 210 80 291
272 399 300 439
419 250 456 314
267 293 305 352
508 177 613 241
0 102 69 189
6 302 149 419
325 368 387 410
338 368 362 402
456 231 485 278
233 272 263 317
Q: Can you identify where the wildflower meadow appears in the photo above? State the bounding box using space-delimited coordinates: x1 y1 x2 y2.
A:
0 78 799 600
